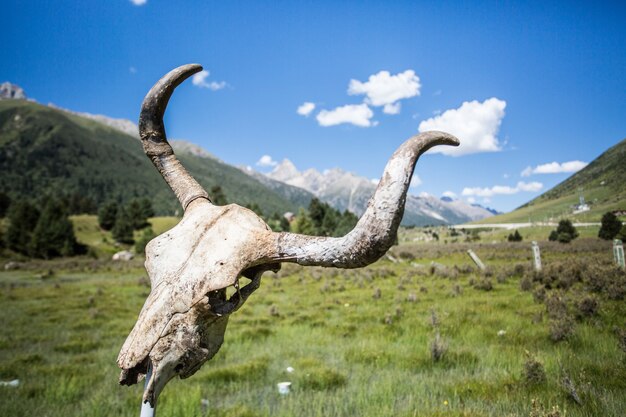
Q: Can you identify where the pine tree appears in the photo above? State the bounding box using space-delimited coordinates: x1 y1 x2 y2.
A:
291 208 316 235
308 198 326 232
98 201 119 231
139 198 155 220
29 198 82 258
5 200 40 255
112 207 135 244
128 199 149 230
598 212 622 240
508 230 523 242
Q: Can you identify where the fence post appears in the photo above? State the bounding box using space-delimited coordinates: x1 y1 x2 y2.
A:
467 249 486 271
531 241 542 272
614 239 625 270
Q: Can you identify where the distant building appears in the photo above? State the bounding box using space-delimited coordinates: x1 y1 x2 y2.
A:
611 209 626 217
284 212 295 222
573 193 590 214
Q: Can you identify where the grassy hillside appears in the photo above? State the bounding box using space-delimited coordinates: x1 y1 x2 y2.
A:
476 137 626 224
0 100 312 216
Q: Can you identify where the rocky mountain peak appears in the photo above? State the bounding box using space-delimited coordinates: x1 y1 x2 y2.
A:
0 82 26 100
270 159 301 182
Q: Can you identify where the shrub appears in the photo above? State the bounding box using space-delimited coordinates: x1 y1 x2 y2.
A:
576 295 599 318
474 278 493 291
545 293 575 341
550 316 575 342
598 212 622 240
549 219 578 243
430 332 447 362
508 229 523 242
524 354 546 385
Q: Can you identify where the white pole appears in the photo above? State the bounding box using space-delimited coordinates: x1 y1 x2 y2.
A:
467 249 486 271
614 239 623 266
532 241 542 272
140 364 156 417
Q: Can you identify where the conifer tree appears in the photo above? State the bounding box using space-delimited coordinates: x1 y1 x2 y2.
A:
98 201 119 231
128 199 150 230
5 200 40 255
112 207 135 244
292 208 316 235
598 212 622 240
139 198 155 220
29 198 82 258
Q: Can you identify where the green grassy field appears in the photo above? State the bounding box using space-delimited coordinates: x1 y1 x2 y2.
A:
1 232 625 416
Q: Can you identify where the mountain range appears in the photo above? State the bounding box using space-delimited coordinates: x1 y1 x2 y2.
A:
0 83 495 225
263 159 495 225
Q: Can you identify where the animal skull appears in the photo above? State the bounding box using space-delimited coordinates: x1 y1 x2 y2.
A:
117 64 459 405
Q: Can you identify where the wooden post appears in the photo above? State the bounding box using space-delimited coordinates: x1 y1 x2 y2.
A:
614 239 625 270
531 241 542 272
467 249 486 271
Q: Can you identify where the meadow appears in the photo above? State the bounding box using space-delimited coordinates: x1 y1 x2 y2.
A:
0 222 625 417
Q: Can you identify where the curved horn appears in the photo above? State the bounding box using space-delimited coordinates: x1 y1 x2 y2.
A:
139 64 210 209
273 131 459 267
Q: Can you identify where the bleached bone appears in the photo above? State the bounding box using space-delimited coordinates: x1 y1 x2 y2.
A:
117 64 459 405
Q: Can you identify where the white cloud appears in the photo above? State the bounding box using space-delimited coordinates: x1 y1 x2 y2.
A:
192 70 226 90
256 155 277 167
462 181 543 198
348 70 421 113
419 97 507 156
130 0 147 5
297 102 316 117
410 175 422 188
316 103 374 127
466 197 476 204
419 191 431 198
371 178 379 185
383 103 401 115
521 160 588 177
442 191 457 199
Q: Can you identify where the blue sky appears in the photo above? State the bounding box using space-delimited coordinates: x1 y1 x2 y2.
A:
3 0 625 212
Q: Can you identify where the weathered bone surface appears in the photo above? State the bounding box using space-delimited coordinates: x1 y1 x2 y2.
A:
117 64 459 405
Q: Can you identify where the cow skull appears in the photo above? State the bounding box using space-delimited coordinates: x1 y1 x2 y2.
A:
117 64 459 405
